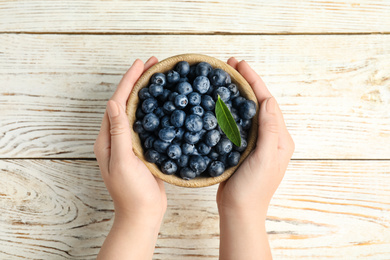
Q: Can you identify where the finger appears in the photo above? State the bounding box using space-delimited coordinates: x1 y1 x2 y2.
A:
144 56 158 72
94 111 110 174
237 60 271 103
254 97 281 161
106 100 134 169
227 57 239 70
111 59 145 105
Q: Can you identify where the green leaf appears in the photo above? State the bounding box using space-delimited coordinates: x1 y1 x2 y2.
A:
215 95 242 147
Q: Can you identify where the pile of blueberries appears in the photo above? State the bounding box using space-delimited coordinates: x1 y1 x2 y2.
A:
134 61 256 180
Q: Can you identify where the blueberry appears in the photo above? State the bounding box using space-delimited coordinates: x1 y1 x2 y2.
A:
136 107 145 119
196 62 212 77
209 69 227 86
180 167 197 180
144 149 160 163
239 100 256 119
174 94 188 109
208 148 219 160
189 155 207 174
188 65 197 80
176 155 189 168
170 110 186 127
169 91 179 102
185 114 203 132
193 76 210 94
227 83 239 98
232 96 246 108
189 105 204 117
161 115 172 128
234 138 247 152
156 153 168 166
138 88 152 100
178 77 189 83
230 107 240 122
139 132 151 142
182 143 195 155
227 151 241 167
161 160 178 175
208 161 225 177
177 82 193 95
142 97 158 113
133 120 145 133
175 127 185 140
188 92 201 106
167 70 180 83
159 127 176 142
154 107 165 118
214 86 231 102
158 89 171 103
204 129 221 147
149 83 164 97
167 144 182 159
199 129 207 139
201 95 215 111
163 101 176 115
143 135 156 149
175 61 190 77
218 153 228 165
184 131 201 144
153 139 170 153
240 118 252 130
203 156 211 168
216 138 233 155
142 113 160 131
206 84 215 95
203 113 218 130
197 142 211 155
150 73 166 86
224 71 231 84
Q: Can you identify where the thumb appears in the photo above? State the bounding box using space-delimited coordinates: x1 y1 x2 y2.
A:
255 97 280 159
106 100 133 165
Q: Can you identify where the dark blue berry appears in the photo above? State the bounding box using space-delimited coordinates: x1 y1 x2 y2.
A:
227 83 239 98
230 107 240 122
206 84 215 95
161 160 178 175
167 144 182 159
218 153 228 165
169 92 179 102
161 115 172 128
138 88 152 100
184 131 201 144
142 113 160 131
189 105 204 117
209 69 227 86
234 138 247 152
154 107 165 118
224 71 231 84
188 65 197 80
142 97 158 113
177 82 193 95
180 167 197 180
153 139 170 153
208 148 219 160
139 132 151 142
201 95 215 111
214 86 231 102
182 143 195 155
175 61 190 77
189 155 207 174
239 100 256 119
158 89 171 103
203 113 218 130
149 83 164 97
174 94 188 109
197 142 211 155
175 127 185 140
162 101 176 115
170 110 186 127
176 155 189 168
188 92 201 106
208 161 225 177
240 119 252 130
150 73 166 86
144 149 160 163
216 138 233 155
185 114 203 132
193 76 210 94
204 129 221 147
232 96 246 108
133 120 145 133
227 151 240 167
196 62 212 76
203 156 211 168
159 127 176 142
156 154 168 166
167 70 180 83
143 136 156 149
136 107 145 119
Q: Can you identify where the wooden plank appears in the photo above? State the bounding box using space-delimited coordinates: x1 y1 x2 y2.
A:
0 159 389 259
1 34 389 159
0 0 389 33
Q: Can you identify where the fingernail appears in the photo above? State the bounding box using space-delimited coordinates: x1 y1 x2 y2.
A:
266 97 276 113
107 100 119 118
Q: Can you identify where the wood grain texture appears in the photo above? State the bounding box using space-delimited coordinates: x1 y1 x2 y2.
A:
1 0 390 33
0 160 389 259
1 34 389 159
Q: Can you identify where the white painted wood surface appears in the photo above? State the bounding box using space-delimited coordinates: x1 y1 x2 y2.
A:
1 34 389 159
1 0 389 33
0 160 389 259
1 1 390 259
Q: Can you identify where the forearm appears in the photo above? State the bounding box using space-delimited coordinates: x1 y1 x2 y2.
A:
97 214 161 260
218 208 272 260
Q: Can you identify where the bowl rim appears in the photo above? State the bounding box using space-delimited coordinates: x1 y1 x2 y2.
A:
126 53 258 188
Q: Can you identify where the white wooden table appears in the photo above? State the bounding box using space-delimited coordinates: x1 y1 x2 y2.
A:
1 1 390 259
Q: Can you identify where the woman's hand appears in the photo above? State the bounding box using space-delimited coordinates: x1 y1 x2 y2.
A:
94 57 167 259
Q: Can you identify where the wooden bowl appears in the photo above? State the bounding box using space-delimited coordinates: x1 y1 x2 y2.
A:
126 54 258 188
